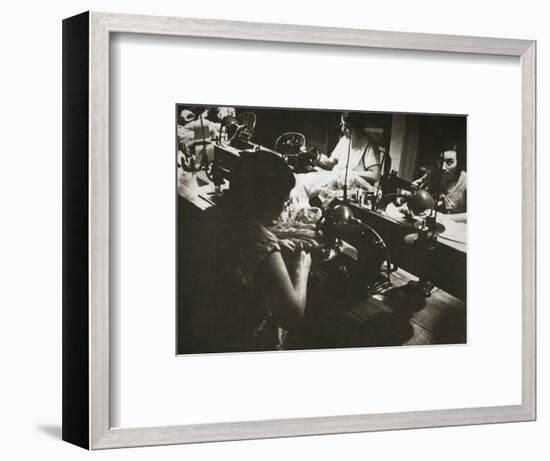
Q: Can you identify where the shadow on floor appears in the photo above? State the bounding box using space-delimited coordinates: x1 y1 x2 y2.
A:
36 424 62 440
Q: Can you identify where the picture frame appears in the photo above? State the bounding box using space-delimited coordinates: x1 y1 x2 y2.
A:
62 11 536 449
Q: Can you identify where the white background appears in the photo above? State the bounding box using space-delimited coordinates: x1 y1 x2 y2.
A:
112 34 522 427
0 0 546 459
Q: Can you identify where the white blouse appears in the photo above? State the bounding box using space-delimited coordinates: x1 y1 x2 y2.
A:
330 136 380 172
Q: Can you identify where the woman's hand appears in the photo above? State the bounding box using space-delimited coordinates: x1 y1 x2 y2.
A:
315 153 336 170
279 239 298 267
280 237 319 252
288 250 312 276
279 239 298 256
450 212 467 223
280 243 312 273
397 202 415 219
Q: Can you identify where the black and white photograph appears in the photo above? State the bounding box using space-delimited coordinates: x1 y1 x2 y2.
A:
176 105 467 354
2 0 543 456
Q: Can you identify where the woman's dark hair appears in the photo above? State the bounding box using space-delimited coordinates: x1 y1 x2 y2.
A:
228 150 295 214
440 140 466 173
341 111 365 132
342 111 382 162
426 140 466 192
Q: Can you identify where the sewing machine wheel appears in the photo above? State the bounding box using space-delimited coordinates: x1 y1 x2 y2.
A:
178 145 196 172
316 201 392 293
205 160 215 181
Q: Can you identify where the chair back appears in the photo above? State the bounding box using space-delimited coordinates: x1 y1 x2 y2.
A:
236 112 257 137
274 132 306 154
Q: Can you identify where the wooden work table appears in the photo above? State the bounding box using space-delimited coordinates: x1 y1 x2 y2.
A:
177 171 467 304
281 262 465 350
346 201 467 301
347 268 466 346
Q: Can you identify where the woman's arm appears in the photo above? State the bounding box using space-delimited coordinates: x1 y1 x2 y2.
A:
356 145 382 185
255 251 311 329
354 164 381 185
316 137 346 170
412 173 428 188
315 153 337 170
449 212 467 223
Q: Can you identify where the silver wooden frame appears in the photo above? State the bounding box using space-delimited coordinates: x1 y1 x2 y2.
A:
62 11 536 449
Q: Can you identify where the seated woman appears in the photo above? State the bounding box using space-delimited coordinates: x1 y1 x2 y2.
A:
181 151 312 353
177 107 215 147
291 112 381 206
177 106 236 169
413 143 467 221
317 112 381 183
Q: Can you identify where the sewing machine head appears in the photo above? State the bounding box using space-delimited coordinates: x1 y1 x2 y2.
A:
316 203 390 298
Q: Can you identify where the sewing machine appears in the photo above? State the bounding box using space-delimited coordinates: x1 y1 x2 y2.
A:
313 204 391 302
206 143 282 195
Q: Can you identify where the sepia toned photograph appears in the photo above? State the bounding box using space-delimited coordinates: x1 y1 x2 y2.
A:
176 105 467 354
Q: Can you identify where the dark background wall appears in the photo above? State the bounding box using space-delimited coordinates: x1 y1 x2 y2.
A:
177 104 466 177
416 114 467 172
